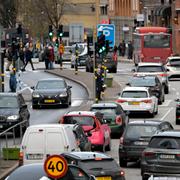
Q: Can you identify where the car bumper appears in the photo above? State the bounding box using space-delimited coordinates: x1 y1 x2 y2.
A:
121 104 154 113
141 163 180 176
32 97 69 106
119 146 145 161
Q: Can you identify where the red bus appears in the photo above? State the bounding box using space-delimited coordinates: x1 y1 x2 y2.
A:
133 27 173 65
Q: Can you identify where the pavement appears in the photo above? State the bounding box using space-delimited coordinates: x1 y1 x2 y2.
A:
0 55 132 180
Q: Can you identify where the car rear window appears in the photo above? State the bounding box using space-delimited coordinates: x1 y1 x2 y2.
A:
169 59 180 66
149 137 180 149
0 96 18 108
79 159 119 171
137 66 164 72
63 116 95 126
125 125 158 139
121 91 148 98
36 80 65 89
130 77 156 87
91 108 116 116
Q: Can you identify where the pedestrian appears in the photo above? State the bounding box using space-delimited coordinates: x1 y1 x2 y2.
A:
43 45 50 69
127 41 133 59
121 40 126 57
113 45 118 62
21 44 35 71
118 42 122 56
5 46 13 71
9 71 17 92
48 44 55 69
19 46 25 66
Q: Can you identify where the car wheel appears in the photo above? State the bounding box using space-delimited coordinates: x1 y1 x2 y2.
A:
155 106 158 115
158 99 162 105
71 65 74 68
86 66 89 72
119 157 127 167
112 67 117 73
142 174 149 180
164 85 169 94
176 119 180 125
32 104 38 109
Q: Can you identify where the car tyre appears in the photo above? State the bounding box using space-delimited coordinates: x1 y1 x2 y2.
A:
32 104 38 109
71 65 74 69
155 106 158 115
164 85 169 94
176 119 180 125
142 174 149 180
86 66 89 72
119 157 127 167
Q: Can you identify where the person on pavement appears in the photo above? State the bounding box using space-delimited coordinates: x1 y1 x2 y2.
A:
9 70 17 92
127 41 133 59
6 46 13 71
43 45 50 69
48 44 55 69
121 40 126 57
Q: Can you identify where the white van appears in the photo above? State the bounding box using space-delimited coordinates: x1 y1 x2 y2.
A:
19 124 80 165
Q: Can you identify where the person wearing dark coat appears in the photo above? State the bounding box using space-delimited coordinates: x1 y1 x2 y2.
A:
9 71 17 92
128 41 133 59
121 40 126 57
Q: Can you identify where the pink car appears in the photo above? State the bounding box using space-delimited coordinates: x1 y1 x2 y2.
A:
60 111 111 152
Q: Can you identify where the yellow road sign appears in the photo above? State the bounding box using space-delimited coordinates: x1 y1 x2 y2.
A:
44 155 68 179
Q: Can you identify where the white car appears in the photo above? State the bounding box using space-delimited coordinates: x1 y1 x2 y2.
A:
116 86 158 117
166 56 180 80
133 62 169 94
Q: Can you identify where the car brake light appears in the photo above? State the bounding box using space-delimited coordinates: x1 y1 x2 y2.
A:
19 152 23 166
120 137 124 145
143 151 155 157
120 170 125 176
95 157 102 161
116 116 122 125
117 99 127 103
142 99 152 103
159 73 167 77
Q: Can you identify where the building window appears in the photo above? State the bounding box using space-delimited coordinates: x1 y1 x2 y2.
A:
100 5 107 15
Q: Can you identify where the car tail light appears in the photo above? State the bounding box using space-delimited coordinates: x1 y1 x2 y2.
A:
142 99 152 103
143 151 155 157
59 117 64 123
117 99 127 103
120 170 125 176
159 73 167 77
177 116 180 119
19 152 23 166
116 116 122 125
120 137 124 145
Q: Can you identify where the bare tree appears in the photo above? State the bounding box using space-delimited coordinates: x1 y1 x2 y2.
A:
0 0 18 28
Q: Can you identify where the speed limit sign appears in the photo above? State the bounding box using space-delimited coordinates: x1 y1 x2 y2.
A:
44 155 68 179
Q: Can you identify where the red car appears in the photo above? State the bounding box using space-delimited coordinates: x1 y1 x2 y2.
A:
60 111 111 152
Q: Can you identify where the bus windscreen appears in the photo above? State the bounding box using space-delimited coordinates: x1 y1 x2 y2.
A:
144 34 170 48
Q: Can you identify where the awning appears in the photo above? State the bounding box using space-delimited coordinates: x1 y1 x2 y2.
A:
154 6 164 16
160 5 171 17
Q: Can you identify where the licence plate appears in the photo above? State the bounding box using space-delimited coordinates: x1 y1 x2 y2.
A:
134 141 149 146
27 153 43 160
44 99 55 103
160 154 175 159
154 56 161 60
128 102 140 105
96 177 112 180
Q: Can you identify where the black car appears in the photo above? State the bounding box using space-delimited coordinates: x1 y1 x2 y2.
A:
175 99 180 124
119 120 173 167
127 75 165 104
62 151 125 180
90 102 128 137
0 93 30 134
32 78 72 109
86 51 117 73
6 163 95 180
141 130 180 180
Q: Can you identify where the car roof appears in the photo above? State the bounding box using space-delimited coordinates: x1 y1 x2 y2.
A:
62 151 112 160
152 130 180 137
37 78 64 82
167 56 180 60
138 62 163 66
128 120 164 125
122 86 149 91
91 102 118 108
27 124 76 129
66 111 96 116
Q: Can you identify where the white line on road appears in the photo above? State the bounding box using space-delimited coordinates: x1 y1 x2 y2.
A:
160 107 173 121
71 100 83 107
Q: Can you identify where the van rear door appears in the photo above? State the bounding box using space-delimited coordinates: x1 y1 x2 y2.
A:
23 128 45 164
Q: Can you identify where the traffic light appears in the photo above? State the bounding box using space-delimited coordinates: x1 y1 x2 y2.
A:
55 38 59 47
17 24 22 34
97 33 105 54
49 25 53 38
58 25 63 37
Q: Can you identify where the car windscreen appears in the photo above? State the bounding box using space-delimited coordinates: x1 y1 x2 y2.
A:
36 80 65 89
79 159 119 172
137 66 164 72
149 137 180 149
121 91 148 98
125 125 158 139
169 59 180 66
0 96 18 108
63 116 95 126
130 77 156 87
91 108 116 116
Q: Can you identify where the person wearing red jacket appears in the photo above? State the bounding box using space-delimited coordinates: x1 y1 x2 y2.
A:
48 44 55 69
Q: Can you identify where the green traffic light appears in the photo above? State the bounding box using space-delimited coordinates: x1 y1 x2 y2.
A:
59 33 63 37
49 32 53 36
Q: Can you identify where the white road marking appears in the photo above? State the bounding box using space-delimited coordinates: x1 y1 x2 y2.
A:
160 107 173 120
171 87 176 91
71 100 83 107
160 100 172 107
177 92 180 96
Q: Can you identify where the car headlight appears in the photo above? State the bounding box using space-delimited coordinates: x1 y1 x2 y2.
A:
7 115 19 122
32 93 40 98
59 92 68 97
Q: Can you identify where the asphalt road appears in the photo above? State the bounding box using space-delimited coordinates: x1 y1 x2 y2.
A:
3 62 180 180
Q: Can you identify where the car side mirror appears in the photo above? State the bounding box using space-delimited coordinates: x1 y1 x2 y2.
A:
126 82 130 86
31 86 35 90
87 131 92 137
68 85 72 89
118 92 121 96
